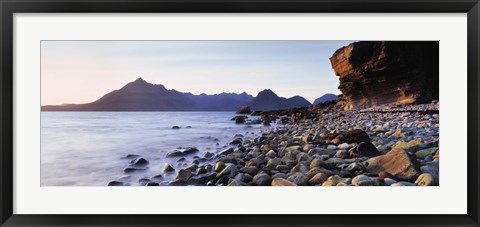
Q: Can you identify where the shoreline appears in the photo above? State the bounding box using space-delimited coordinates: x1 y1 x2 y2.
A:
110 101 440 186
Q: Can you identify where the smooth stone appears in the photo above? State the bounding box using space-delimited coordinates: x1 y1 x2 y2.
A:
229 138 243 145
195 168 207 175
322 175 342 186
217 164 237 178
176 169 193 181
272 173 288 179
121 154 141 159
166 147 199 157
391 181 416 186
138 177 150 186
130 157 149 166
336 129 371 143
287 172 309 186
172 126 181 129
150 174 163 182
308 172 328 185
124 167 147 173
272 178 297 186
253 173 272 186
415 147 439 159
338 143 351 150
107 181 124 186
383 178 397 186
241 166 259 176
163 163 175 172
415 173 437 186
349 142 381 158
266 150 276 158
146 182 160 186
214 161 226 172
228 179 246 186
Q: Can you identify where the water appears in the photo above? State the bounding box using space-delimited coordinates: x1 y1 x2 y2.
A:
41 112 268 186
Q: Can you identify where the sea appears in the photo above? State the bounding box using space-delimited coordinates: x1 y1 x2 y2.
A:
41 111 270 186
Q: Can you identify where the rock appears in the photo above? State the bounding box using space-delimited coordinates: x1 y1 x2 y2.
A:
308 173 328 185
420 162 439 179
217 164 237 178
107 181 124 186
330 41 439 110
166 147 199 157
177 157 186 162
266 150 276 158
129 157 149 166
235 116 247 124
392 138 422 152
195 168 207 175
415 173 437 186
229 138 243 145
351 175 380 186
228 179 246 186
391 181 416 186
146 182 159 186
266 158 282 169
203 152 214 159
383 178 397 186
138 177 150 186
287 173 309 186
188 173 217 185
336 129 371 143
241 166 259 176
186 126 192 128
219 148 234 156
150 174 163 182
262 121 271 127
322 175 342 186
123 167 147 173
338 143 351 150
349 142 381 158
176 169 193 181
163 163 175 172
172 126 181 129
253 173 272 186
346 162 365 172
121 154 141 159
272 173 288 179
289 163 309 175
366 147 420 181
236 106 251 114
272 178 297 186
275 165 290 172
335 150 348 159
415 147 439 159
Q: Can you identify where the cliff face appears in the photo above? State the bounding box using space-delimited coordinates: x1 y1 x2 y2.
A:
330 41 439 110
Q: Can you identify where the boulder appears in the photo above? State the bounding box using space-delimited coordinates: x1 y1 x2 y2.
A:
236 106 251 114
336 129 371 143
349 142 381 157
366 147 420 181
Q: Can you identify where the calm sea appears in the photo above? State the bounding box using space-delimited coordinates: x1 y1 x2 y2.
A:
41 112 268 186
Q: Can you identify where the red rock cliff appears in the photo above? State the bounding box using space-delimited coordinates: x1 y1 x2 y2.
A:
330 41 439 110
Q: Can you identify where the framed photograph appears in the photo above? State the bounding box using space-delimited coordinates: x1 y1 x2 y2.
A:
1 0 479 226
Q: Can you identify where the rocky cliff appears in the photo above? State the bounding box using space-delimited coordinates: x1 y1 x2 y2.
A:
330 41 439 110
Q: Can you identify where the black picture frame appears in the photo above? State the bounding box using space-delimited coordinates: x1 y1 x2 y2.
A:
1 0 479 226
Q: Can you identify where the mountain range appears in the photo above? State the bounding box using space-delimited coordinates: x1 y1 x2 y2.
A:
41 78 318 111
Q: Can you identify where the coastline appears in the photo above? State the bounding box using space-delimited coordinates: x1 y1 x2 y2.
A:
111 100 439 186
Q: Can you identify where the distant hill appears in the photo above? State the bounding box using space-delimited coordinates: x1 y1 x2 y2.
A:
313 93 338 105
247 89 311 111
41 78 254 111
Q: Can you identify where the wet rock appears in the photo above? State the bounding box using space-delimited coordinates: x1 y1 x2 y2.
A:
228 179 246 186
172 126 181 129
214 161 226 172
275 165 289 172
420 162 439 180
351 175 379 186
150 174 163 182
163 163 175 172
204 152 214 159
121 154 141 159
229 138 243 145
217 164 237 178
367 147 420 181
166 147 199 157
253 173 272 186
272 178 297 186
195 168 207 175
124 167 147 173
188 173 217 185
384 178 397 186
322 175 342 186
146 182 159 186
219 148 234 156
130 157 149 166
176 169 193 181
108 181 124 186
138 177 150 186
272 173 288 179
234 116 247 124
177 157 186 162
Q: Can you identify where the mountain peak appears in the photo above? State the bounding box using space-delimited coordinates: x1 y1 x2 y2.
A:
257 89 278 98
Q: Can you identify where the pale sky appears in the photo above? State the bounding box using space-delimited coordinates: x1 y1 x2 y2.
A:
41 40 353 105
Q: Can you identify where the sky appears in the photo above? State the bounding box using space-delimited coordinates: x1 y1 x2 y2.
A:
41 40 353 105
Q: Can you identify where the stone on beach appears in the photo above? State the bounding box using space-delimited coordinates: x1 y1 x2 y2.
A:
366 147 420 181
